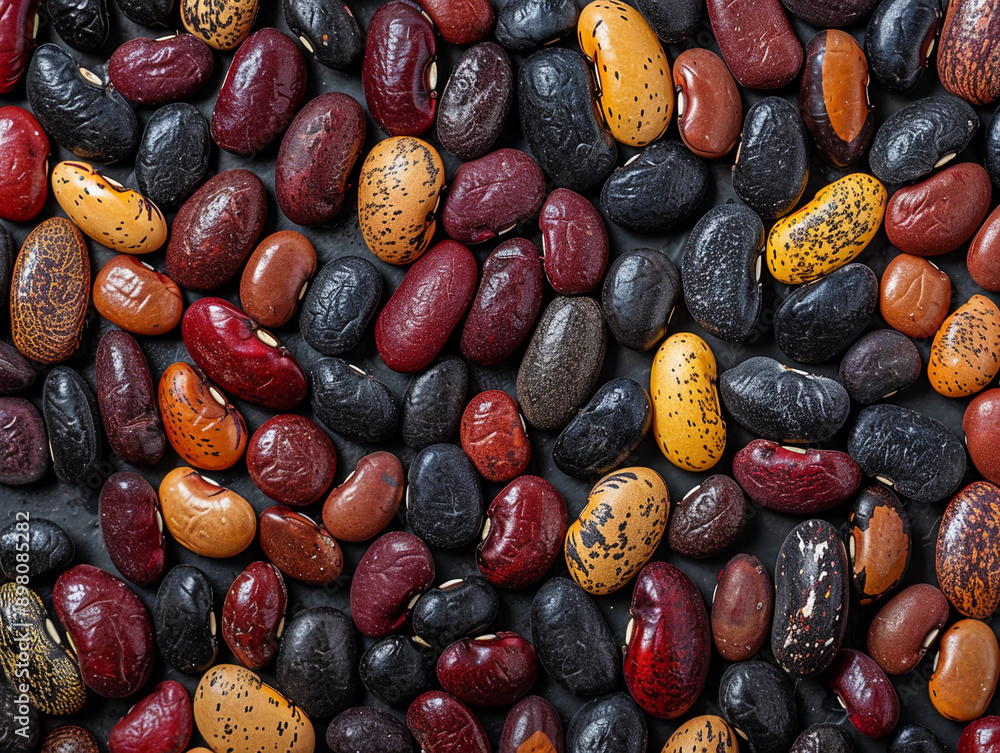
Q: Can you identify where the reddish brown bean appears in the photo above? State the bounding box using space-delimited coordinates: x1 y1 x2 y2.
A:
350 531 435 638
406 691 490 753
239 232 316 328
825 649 899 738
673 48 741 160
867 583 950 675
968 205 1000 292
416 0 493 44
937 481 1000 619
500 695 563 753
964 389 1000 485
667 475 746 559
937 0 1000 105
93 255 184 336
222 561 288 670
437 632 538 707
99 472 166 587
247 414 336 506
108 680 193 753
259 506 343 586
460 391 530 483
879 254 952 338
706 0 803 89
323 452 405 542
108 34 214 106
711 553 773 662
539 188 608 295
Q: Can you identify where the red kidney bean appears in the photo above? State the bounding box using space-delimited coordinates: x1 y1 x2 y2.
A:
362 1 437 137
416 0 493 44
323 451 405 542
0 105 48 222
711 553 773 662
625 561 710 719
960 716 1000 753
259 506 343 586
374 240 477 373
166 169 267 291
673 47 742 160
477 476 567 589
459 238 543 366
53 564 154 698
886 162 992 256
460 391 530 483
964 388 1000 484
867 583 949 675
825 649 899 738
276 92 366 226
406 691 490 753
108 680 193 753
500 695 564 753
99 472 166 587
222 561 288 670
350 531 435 638
0 0 40 94
437 632 537 707
706 0 803 89
733 440 861 513
108 33 214 106
539 188 608 295
247 414 336 505
968 206 1000 292
0 397 48 485
442 149 546 244
212 28 306 155
95 329 165 468
181 297 307 411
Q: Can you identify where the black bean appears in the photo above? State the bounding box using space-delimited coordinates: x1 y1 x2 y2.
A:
113 0 174 25
406 443 483 548
0 518 74 580
412 576 498 651
602 248 679 352
359 635 437 706
635 0 701 42
866 0 943 93
135 104 211 208
153 565 217 674
495 0 577 51
888 724 948 753
42 366 101 487
311 357 397 444
283 0 363 70
48 0 109 52
401 357 468 451
566 693 647 753
326 707 412 753
300 257 383 356
790 723 854 753
839 329 922 404
276 607 357 719
718 661 797 753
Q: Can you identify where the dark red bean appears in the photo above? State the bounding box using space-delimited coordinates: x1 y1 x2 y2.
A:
959 716 1000 753
0 105 48 222
350 531 435 638
0 340 34 395
108 680 192 753
247 414 337 506
500 695 564 753
460 391 530 483
221 561 288 670
437 632 538 707
0 0 40 94
406 691 490 753
969 206 1000 292
539 188 608 295
706 0 803 89
259 506 343 586
415 0 493 44
108 34 214 106
0 397 47 485
99 472 166 587
711 553 773 662
825 649 899 738
437 42 512 161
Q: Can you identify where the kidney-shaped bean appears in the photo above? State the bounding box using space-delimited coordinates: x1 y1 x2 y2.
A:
825 649 899 738
108 33 214 106
437 632 537 707
540 188 608 295
350 531 435 638
108 680 193 753
222 561 288 671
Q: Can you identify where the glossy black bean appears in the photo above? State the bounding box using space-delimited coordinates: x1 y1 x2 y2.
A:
988 105 1000 189
866 0 942 92
300 256 383 356
135 103 211 208
0 518 74 580
720 356 850 443
153 564 217 674
25 44 138 163
0 342 34 395
567 693 647 753
311 357 398 444
682 203 764 342
780 0 877 26
42 366 101 486
601 140 708 232
774 263 878 363
495 0 577 50
636 0 701 42
437 42 512 161
283 0 362 70
869 95 978 183
113 0 174 25
360 635 437 706
719 661 797 753
790 723 853 753
530 577 619 696
732 97 810 219
888 724 947 753
552 378 652 480
326 707 412 753
48 0 108 51
519 47 616 192
847 404 966 503
276 607 357 719
0 225 12 313
401 357 468 451
412 577 498 651
407 443 483 548
0 676 39 753
601 248 679 352
840 329 922 405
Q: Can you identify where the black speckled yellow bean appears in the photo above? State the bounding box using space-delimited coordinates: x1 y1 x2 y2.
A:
928 294 1000 397
663 715 739 753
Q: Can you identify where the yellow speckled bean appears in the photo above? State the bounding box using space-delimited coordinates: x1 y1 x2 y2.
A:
662 715 739 753
928 294 1000 398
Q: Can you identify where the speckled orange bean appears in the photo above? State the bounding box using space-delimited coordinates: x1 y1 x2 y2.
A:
181 0 259 51
928 295 1000 397
879 254 952 339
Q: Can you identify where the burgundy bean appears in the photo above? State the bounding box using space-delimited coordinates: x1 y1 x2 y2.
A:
867 583 950 675
437 632 538 707
969 206 1000 292
539 188 608 295
406 691 490 753
53 564 154 698
0 105 48 222
500 695 564 753
964 388 1000 484
350 531 435 638
259 506 343 586
959 716 1000 753
276 92 366 226
442 149 546 244
0 397 47 485
108 680 193 753
166 169 267 291
711 553 773 662
247 414 337 505
437 42 512 161
95 330 165 468
0 340 35 395
362 1 437 137
673 47 742 159
667 475 746 559
478 476 567 590
416 0 493 44
181 297 308 411
825 649 899 738
222 561 288 670
459 238 543 366
0 0 40 95
374 240 477 373
706 0 803 89
460 391 530 483
99 472 166 587
108 34 214 106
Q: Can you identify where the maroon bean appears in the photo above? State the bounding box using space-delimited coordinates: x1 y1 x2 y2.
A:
95 330 165 468
969 206 1000 292
108 680 193 753
406 691 490 753
0 396 47 485
959 716 1000 753
459 238 543 367
437 42 512 161
460 391 530 484
374 240 477 373
500 695 564 753
706 0 803 89
437 632 538 707
0 340 35 394
276 92 366 226
415 0 493 44
867 583 949 675
442 149 546 244
667 475 746 558
350 531 435 638
166 169 267 291
825 649 899 738
540 188 608 295
222 561 288 670
259 506 343 586
53 564 154 698
711 553 773 662
247 414 337 505
108 34 214 106
99 472 166 587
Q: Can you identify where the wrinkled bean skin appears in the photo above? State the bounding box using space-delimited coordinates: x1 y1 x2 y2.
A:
311 358 398 443
936 482 1000 618
478 476 567 589
0 105 48 222
782 0 877 26
732 97 809 219
989 110 1000 188
99 472 166 587
326 707 412 753
135 103 211 209
181 0 259 51
43 367 100 486
867 583 950 675
401 358 467 451
107 681 193 753
416 0 493 44
707 0 803 89
437 42 512 161
360 635 437 706
718 661 797 753
869 95 979 183
276 92 365 226
41 726 101 753
625 562 710 719
53 564 154 698
928 294 1000 397
496 0 577 50
540 189 608 295
283 0 362 70
300 256 382 356
501 695 564 753
108 34 214 106
459 239 543 367
362 1 437 137
937 0 1000 105
93 256 184 336
222 561 287 670
959 717 1000 752
0 676 40 753
276 607 356 718
840 329 922 405
259 506 343 585
889 725 948 753
115 0 174 25
566 693 647 753
602 248 679 351
970 205 1000 291
791 724 854 753
928 619 1000 721
154 564 218 674
518 47 616 192
167 170 267 291
530 578 619 696
240 231 316 328
350 531 435 638
826 649 899 738
324 452 404 542
880 254 952 338
26 44 137 163
0 518 73 579
711 553 773 662
0 342 32 396
159 467 257 559
667 475 745 558
664 716 738 753
437 632 537 707
849 486 911 604
673 48 740 159
965 389 1000 485
867 0 942 92
406 691 491 753
413 577 498 651
0 0 39 93
772 519 850 677
461 391 530 483
407 443 483 549
247 414 336 505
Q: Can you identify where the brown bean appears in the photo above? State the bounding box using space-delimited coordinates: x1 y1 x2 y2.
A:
711 553 773 662
968 205 1000 292
673 48 741 160
867 583 949 675
322 452 404 542
928 619 1000 721
239 231 316 328
879 253 951 339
